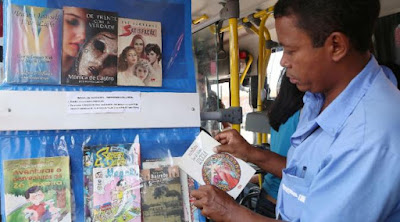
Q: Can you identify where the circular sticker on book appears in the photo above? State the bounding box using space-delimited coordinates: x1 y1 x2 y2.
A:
202 153 241 191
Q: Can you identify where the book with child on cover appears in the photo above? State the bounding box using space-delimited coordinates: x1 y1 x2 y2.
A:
118 18 162 87
83 140 140 222
6 4 62 84
92 165 141 222
3 156 71 222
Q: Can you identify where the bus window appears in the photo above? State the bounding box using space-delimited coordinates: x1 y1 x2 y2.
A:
210 81 256 143
267 47 285 99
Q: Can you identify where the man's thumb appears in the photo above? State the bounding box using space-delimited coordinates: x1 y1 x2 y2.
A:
213 145 226 153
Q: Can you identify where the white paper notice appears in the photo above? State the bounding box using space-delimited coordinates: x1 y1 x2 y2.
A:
67 92 141 114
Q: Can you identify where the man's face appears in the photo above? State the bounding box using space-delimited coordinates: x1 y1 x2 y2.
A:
78 32 118 77
276 16 330 93
29 190 44 205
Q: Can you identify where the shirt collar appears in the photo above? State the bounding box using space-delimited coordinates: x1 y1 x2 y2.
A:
316 55 380 136
290 92 323 147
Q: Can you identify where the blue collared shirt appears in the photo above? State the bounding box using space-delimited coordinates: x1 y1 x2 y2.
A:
263 110 300 200
276 56 400 222
381 65 398 86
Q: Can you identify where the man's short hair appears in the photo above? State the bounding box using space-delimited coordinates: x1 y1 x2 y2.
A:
274 0 380 52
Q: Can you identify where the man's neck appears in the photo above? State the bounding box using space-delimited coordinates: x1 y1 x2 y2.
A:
321 52 371 112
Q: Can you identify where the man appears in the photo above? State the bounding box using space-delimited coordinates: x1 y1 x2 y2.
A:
192 0 400 221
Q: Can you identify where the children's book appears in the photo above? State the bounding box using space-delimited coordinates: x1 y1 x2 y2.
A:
6 4 62 84
3 156 71 222
92 165 141 222
118 18 162 87
62 7 118 86
141 165 185 222
178 131 256 199
83 139 140 222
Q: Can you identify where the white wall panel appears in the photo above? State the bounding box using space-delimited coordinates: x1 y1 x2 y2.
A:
0 91 200 131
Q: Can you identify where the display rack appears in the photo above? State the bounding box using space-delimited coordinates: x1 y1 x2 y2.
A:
0 0 204 221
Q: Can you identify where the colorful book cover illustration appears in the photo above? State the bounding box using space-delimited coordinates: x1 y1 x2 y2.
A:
6 4 62 84
3 156 72 222
62 7 118 86
92 165 141 222
118 18 162 87
187 176 207 222
178 131 256 199
83 139 140 222
141 165 185 222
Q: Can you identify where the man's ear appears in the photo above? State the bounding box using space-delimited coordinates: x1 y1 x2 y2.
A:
326 32 349 62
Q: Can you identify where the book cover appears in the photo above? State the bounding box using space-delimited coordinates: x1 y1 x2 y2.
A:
83 140 140 222
143 158 191 222
2 156 71 222
62 7 118 86
117 18 162 87
92 165 141 222
6 4 62 84
178 131 256 199
187 176 206 222
141 166 185 222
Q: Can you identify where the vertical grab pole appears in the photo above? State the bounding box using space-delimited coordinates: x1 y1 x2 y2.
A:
229 18 240 132
256 14 268 144
262 23 272 144
221 0 241 132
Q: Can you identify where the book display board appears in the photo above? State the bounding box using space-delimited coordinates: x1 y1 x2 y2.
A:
0 0 205 221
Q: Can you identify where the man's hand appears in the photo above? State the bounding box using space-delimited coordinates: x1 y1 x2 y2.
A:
214 129 255 162
215 129 287 178
192 185 238 222
192 185 277 222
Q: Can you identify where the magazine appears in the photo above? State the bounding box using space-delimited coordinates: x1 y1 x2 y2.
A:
3 156 71 222
178 131 256 199
141 165 185 222
6 4 62 84
62 7 118 86
92 165 141 222
83 140 140 222
118 18 162 87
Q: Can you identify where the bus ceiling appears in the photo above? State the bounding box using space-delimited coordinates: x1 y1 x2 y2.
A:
192 0 400 34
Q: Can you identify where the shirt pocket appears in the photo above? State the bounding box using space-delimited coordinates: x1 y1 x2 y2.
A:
277 165 312 221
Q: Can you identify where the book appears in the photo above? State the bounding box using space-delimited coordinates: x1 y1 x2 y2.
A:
2 156 71 222
83 140 140 222
117 18 162 87
92 165 141 222
141 165 185 222
62 7 118 86
6 4 62 84
142 158 191 222
187 177 207 222
178 131 256 199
